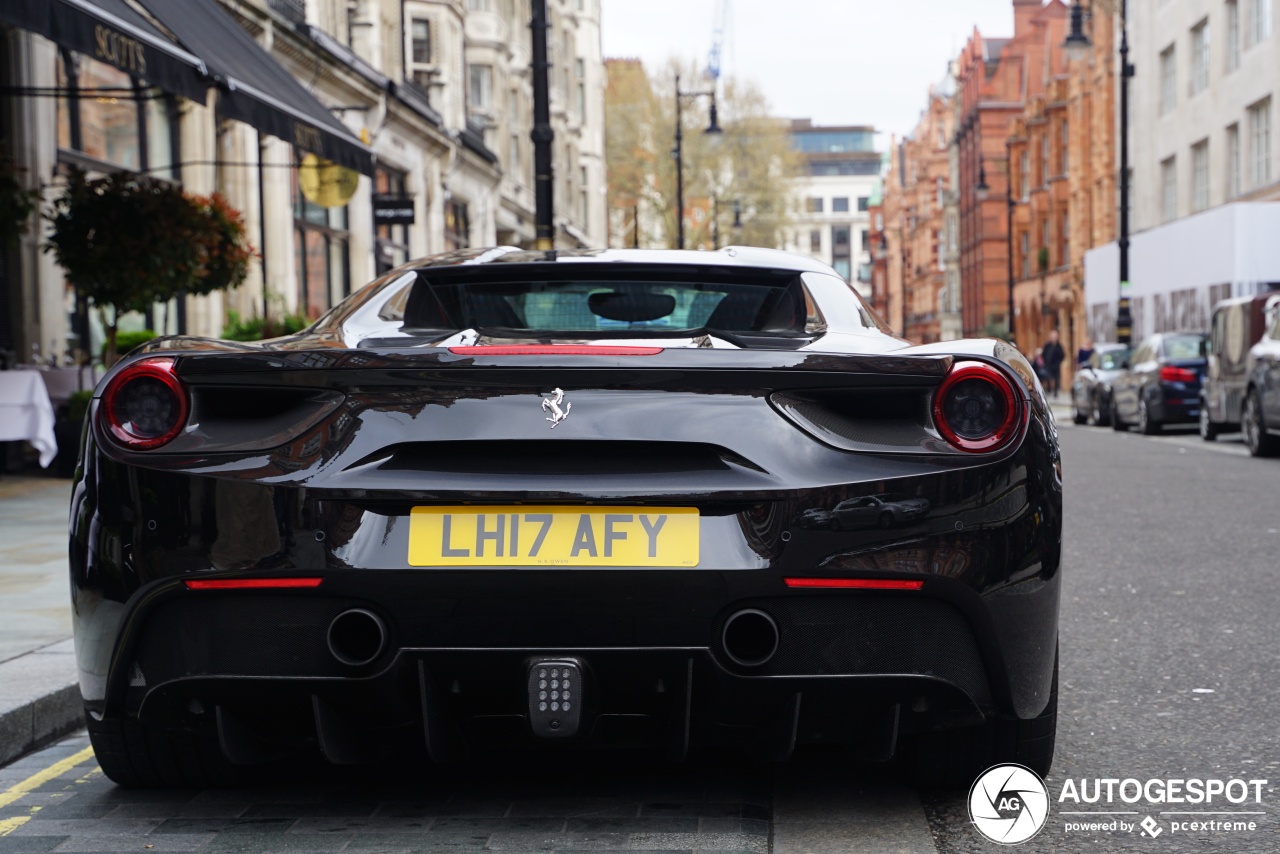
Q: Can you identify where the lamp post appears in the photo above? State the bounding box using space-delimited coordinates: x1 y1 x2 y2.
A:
673 74 722 250
975 160 1018 346
1064 0 1132 345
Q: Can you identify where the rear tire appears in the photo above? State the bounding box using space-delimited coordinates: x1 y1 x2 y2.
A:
904 651 1057 788
1091 394 1110 426
1111 399 1127 431
87 713 239 788
1243 391 1280 457
1199 404 1219 441
1138 400 1162 435
1072 404 1088 425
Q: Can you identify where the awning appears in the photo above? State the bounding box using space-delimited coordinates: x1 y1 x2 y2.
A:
140 0 375 176
0 0 209 103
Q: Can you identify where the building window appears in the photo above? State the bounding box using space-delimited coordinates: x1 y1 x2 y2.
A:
575 59 586 120
1040 133 1050 183
374 167 410 275
1246 0 1272 47
832 197 850 212
833 227 850 246
1160 45 1177 114
578 166 588 223
1060 120 1069 173
1061 211 1070 264
1191 20 1210 94
1249 97 1272 186
935 177 944 208
468 64 493 111
411 18 431 64
467 0 490 9
1020 151 1030 200
857 196 870 212
809 229 821 253
1227 122 1242 197
806 197 824 213
1191 139 1210 212
292 151 351 318
55 50 177 177
1161 156 1178 222
1020 231 1030 279
445 200 471 251
1227 1 1241 71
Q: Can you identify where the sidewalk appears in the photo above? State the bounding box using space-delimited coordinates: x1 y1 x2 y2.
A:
0 475 81 765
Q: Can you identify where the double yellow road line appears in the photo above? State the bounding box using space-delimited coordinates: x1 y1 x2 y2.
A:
0 746 98 836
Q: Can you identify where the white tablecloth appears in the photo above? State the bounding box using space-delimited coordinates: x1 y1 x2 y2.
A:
18 365 99 405
0 372 58 468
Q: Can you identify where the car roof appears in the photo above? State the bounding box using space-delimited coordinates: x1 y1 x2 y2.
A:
406 246 840 276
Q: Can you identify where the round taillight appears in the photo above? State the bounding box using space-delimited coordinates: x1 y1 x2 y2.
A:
932 361 1022 452
100 358 188 450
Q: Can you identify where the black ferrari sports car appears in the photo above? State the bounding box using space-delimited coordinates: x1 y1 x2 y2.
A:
69 247 1062 787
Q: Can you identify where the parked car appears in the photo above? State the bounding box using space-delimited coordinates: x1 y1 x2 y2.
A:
1110 331 1208 434
1200 294 1276 441
1070 343 1130 426
795 495 932 530
70 247 1062 788
1242 295 1280 456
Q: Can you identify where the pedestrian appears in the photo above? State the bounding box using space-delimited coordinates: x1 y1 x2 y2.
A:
1041 329 1066 398
1031 347 1048 384
1076 336 1095 367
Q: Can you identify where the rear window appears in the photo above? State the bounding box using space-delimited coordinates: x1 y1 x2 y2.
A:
1162 334 1205 359
399 267 818 335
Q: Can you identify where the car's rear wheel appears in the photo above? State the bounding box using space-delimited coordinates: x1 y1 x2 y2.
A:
87 713 240 788
1243 391 1280 457
1111 399 1127 431
1138 400 1161 435
1199 403 1219 441
1090 393 1109 426
904 650 1057 788
1072 404 1088 425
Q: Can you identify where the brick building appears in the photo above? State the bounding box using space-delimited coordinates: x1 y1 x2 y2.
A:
954 0 1069 340
882 72 957 343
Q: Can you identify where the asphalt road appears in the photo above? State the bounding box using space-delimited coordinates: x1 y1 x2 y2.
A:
1 417 1277 853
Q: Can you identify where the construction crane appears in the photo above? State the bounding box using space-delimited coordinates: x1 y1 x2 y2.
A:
705 0 728 81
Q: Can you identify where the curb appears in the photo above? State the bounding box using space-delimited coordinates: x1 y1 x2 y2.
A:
0 639 84 766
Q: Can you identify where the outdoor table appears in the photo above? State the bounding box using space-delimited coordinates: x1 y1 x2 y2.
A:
0 371 57 468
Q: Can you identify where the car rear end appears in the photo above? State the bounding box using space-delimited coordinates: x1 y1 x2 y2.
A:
69 258 1061 782
1156 333 1209 424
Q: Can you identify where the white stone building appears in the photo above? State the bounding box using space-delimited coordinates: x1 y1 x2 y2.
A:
0 0 607 361
1084 0 1280 340
783 120 880 297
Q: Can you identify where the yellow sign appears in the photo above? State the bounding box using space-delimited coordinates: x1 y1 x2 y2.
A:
298 153 359 208
408 506 700 567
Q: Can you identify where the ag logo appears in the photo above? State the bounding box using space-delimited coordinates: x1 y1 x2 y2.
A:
968 764 1050 845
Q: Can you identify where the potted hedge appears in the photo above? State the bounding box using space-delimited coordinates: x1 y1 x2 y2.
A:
44 169 254 365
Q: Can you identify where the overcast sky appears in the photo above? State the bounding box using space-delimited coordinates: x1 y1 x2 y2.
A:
599 0 1022 140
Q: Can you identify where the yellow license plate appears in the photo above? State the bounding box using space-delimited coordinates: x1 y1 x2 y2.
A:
407 506 699 567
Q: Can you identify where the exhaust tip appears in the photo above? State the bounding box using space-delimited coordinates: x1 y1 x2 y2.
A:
722 609 779 668
327 609 387 667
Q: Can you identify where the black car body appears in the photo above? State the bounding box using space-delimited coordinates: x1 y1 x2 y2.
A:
1110 331 1208 434
1242 295 1280 456
1200 294 1274 441
1070 343 1130 426
69 247 1062 787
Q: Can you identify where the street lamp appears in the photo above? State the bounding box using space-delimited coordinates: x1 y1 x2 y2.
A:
976 161 1018 346
1063 0 1132 346
673 73 722 250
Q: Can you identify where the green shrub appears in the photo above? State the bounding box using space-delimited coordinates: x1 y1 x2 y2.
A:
66 390 93 425
222 310 310 342
102 329 156 361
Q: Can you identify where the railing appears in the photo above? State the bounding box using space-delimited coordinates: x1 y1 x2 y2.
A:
268 0 306 25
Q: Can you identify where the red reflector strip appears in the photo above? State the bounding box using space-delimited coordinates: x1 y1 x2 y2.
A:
784 577 924 590
448 345 663 356
184 578 323 590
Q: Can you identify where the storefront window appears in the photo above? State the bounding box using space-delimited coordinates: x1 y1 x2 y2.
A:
374 167 410 274
291 151 351 318
444 200 470 252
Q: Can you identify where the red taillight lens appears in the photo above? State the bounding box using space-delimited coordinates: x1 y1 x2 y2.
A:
448 345 664 356
184 577 323 590
932 361 1022 452
1160 365 1197 383
784 577 924 590
100 357 188 450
